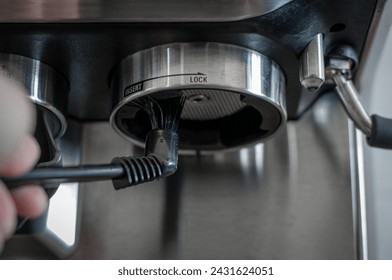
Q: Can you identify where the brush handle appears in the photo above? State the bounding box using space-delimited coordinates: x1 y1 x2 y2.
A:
2 130 180 190
2 164 125 189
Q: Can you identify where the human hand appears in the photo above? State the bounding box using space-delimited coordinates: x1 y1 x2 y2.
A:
0 79 48 252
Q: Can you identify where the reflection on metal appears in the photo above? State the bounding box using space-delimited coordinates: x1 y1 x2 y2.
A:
312 94 334 126
35 121 82 258
239 148 251 174
111 43 286 153
0 0 292 22
254 144 265 178
299 33 325 92
36 183 79 256
286 122 298 179
333 73 372 137
46 184 78 246
238 144 265 182
348 121 369 260
1 97 355 259
71 95 353 259
352 0 389 259
0 53 69 138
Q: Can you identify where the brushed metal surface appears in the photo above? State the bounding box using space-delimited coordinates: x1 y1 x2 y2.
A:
111 43 286 153
0 0 380 260
0 53 68 138
77 95 354 259
10 93 354 259
356 0 392 259
1 94 355 259
0 0 292 22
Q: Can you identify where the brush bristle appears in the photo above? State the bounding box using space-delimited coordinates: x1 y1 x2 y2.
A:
129 95 186 132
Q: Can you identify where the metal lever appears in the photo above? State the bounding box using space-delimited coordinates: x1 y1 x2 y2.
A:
331 72 372 137
325 46 392 149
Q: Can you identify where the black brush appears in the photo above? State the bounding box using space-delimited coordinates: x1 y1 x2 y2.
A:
2 95 186 190
130 95 186 132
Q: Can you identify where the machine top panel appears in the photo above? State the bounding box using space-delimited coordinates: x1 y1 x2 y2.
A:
0 0 292 22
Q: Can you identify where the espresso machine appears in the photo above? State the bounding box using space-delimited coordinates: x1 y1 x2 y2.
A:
1 0 391 259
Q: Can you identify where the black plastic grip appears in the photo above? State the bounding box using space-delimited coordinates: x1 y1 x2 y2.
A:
367 114 392 149
111 155 163 190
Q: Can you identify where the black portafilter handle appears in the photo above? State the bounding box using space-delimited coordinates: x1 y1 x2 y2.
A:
2 129 179 190
367 115 392 149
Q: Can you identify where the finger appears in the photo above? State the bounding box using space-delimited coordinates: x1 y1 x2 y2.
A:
0 134 41 177
0 79 36 164
0 225 4 253
11 185 48 218
0 182 17 239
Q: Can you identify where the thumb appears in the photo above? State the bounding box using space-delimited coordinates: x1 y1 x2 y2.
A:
0 79 36 169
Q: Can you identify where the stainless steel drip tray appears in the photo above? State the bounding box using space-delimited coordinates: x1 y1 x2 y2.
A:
1 95 354 259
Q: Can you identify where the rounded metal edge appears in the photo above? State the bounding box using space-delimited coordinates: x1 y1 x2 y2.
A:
109 42 287 154
0 53 69 138
110 89 287 155
31 99 68 139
